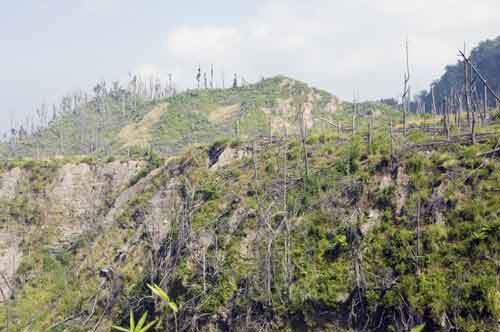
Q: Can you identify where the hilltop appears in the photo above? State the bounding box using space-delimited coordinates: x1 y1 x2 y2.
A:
1 76 398 159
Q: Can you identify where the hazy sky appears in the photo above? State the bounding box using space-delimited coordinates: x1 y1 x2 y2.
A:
1 0 500 134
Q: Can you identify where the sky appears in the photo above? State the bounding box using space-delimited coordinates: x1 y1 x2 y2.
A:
1 0 500 134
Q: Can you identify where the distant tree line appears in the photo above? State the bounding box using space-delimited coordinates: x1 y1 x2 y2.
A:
414 35 500 113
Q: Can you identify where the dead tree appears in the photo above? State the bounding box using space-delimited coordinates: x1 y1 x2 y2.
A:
431 84 438 115
298 104 309 187
196 66 201 89
252 141 257 179
459 50 500 106
463 53 474 143
402 38 411 136
443 98 450 141
210 65 214 89
282 125 292 302
269 115 273 143
368 109 374 153
352 93 357 137
483 82 488 125
459 49 500 144
457 93 463 131
416 196 421 276
232 73 238 89
235 119 240 138
389 118 394 167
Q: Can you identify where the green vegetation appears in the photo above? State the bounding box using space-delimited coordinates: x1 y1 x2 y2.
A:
112 311 157 332
2 76 403 161
1 74 500 332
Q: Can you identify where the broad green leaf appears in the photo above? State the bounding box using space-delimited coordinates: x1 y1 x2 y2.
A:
130 310 135 331
148 283 179 313
168 301 178 313
139 319 158 332
136 312 148 331
411 323 426 332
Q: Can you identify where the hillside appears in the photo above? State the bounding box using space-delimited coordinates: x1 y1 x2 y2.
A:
1 76 401 160
1 115 500 331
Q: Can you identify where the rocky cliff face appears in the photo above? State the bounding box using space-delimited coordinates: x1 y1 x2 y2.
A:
0 160 147 298
0 134 499 332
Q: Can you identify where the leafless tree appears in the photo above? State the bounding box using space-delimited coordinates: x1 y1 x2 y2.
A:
196 66 201 90
298 104 309 187
210 65 214 89
402 38 411 136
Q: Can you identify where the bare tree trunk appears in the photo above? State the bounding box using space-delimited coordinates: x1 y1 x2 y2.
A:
484 83 488 125
283 125 288 212
352 94 356 138
463 58 475 143
269 115 273 144
497 89 500 109
266 240 273 305
203 250 207 294
368 110 374 153
416 196 421 276
252 141 257 180
402 38 410 136
299 105 309 188
389 118 394 165
444 99 450 141
431 85 437 116
467 62 476 144
282 125 291 303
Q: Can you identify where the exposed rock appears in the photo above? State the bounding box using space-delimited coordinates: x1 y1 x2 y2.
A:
0 228 21 300
279 78 293 89
0 167 23 202
210 147 248 170
145 178 181 241
430 182 447 225
227 208 247 233
394 166 409 215
240 229 257 259
379 174 392 190
103 167 163 227
360 209 381 236
50 163 95 221
46 161 146 241
303 101 314 129
97 160 147 192
325 97 340 114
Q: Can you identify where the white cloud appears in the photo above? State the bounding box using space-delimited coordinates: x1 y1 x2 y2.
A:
167 26 242 64
145 0 500 100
